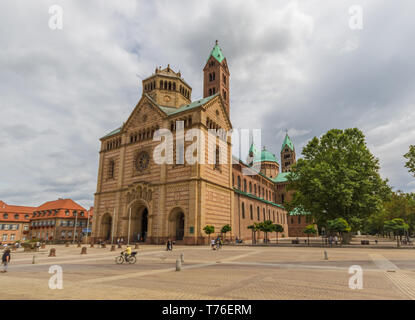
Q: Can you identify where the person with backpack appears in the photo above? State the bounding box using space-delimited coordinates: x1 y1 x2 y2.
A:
1 248 11 273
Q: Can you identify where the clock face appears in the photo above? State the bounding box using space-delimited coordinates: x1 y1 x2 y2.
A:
163 95 171 102
136 151 150 171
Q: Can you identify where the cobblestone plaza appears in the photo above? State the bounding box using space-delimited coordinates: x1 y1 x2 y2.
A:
2 244 415 300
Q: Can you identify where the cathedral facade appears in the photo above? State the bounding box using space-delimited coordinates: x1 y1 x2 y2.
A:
92 42 306 244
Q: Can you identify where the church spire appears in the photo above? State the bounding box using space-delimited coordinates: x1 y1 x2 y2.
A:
281 132 296 172
203 41 230 115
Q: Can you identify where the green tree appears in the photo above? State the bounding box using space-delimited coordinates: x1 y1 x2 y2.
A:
287 128 391 227
303 224 317 245
404 145 415 177
349 217 363 234
327 218 351 244
247 223 260 244
203 225 215 244
221 224 232 241
384 218 409 247
258 220 274 244
273 224 284 244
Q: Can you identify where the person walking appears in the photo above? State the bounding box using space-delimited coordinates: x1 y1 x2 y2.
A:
334 235 338 246
211 239 216 250
166 239 173 251
1 248 11 273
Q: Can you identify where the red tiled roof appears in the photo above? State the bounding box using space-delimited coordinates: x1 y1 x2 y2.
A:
36 199 86 212
0 200 36 223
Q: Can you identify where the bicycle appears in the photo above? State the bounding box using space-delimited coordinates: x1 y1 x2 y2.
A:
115 251 137 264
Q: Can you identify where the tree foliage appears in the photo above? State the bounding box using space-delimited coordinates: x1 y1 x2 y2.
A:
257 220 274 243
203 225 215 242
221 224 232 239
273 224 284 244
287 128 391 226
384 218 409 247
363 191 415 235
404 145 415 177
327 218 351 234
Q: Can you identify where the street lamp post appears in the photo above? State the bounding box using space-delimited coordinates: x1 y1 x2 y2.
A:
111 208 116 245
72 211 78 244
127 207 131 246
85 210 90 244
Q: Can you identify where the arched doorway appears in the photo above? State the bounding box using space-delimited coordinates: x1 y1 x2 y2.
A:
169 208 185 241
130 204 149 243
176 212 184 240
101 213 112 241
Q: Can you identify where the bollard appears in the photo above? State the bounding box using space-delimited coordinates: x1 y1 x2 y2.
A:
77 242 81 248
49 248 56 257
41 243 46 249
90 243 94 248
176 259 182 271
81 247 87 255
32 255 36 264
135 243 139 249
117 244 122 249
102 243 106 248
65 242 69 247
110 245 116 251
180 253 184 264
324 251 328 260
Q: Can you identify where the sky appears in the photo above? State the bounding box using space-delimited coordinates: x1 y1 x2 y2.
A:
0 0 414 209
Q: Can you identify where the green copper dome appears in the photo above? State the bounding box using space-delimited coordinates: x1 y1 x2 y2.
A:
208 41 225 63
253 148 279 164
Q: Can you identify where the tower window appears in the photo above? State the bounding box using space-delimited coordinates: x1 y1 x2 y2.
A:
250 205 253 220
108 160 115 179
223 75 226 85
241 202 245 219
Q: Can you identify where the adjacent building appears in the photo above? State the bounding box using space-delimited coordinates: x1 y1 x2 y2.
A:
29 199 93 243
0 200 34 244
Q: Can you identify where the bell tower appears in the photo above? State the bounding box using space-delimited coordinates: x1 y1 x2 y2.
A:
203 40 230 115
281 132 296 172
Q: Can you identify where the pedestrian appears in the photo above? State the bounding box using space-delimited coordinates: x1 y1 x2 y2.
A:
116 238 120 245
334 236 338 246
1 248 11 273
121 238 124 244
166 239 173 251
211 239 216 250
329 236 333 247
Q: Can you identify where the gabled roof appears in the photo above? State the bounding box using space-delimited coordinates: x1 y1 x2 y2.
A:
281 134 294 152
101 127 122 139
158 94 219 116
101 93 229 139
36 199 86 212
208 43 225 63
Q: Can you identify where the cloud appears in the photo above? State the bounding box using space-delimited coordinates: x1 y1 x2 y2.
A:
0 0 414 209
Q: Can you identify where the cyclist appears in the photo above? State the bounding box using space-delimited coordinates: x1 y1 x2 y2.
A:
123 246 132 262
